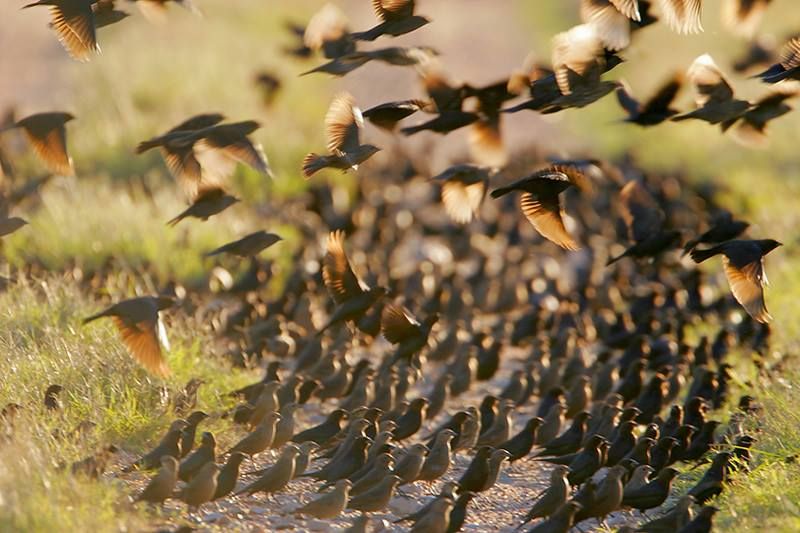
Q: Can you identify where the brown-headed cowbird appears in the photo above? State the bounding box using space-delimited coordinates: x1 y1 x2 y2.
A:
457 446 492 493
303 92 380 178
580 0 641 50
123 419 186 472
396 443 429 484
410 496 453 533
536 404 566 445
179 411 208 458
526 500 581 533
351 0 430 41
363 99 427 131
480 449 512 491
178 431 215 482
755 36 800 83
5 112 74 175
235 444 299 496
691 239 782 323
43 384 63 411
213 451 246 499
566 435 607 485
347 474 402 512
574 465 627 524
517 464 571 528
616 74 683 125
167 186 239 227
537 412 591 457
622 467 679 511
205 231 282 258
658 0 703 34
304 436 369 482
178 461 219 509
393 398 429 441
431 164 490 225
227 412 280 456
303 46 437 77
637 494 695 532
23 1 99 61
135 456 179 504
292 408 347 445
477 401 515 448
683 210 750 255
673 54 750 127
173 380 205 416
499 417 542 462
418 429 455 482
295 479 352 519
70 444 119 478
0 195 28 238
83 296 175 376
688 451 731 503
382 305 438 367
677 505 718 533
302 3 354 59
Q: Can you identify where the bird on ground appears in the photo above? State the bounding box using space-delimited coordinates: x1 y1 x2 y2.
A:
83 296 175 376
691 239 782 323
498 417 542 462
135 456 179 504
688 451 732 504
636 494 695 532
2 112 75 175
291 408 348 445
213 452 246 500
178 461 219 510
227 412 280 456
235 444 299 496
410 496 453 533
417 429 455 483
574 465 627 525
347 474 402 512
205 231 282 258
70 444 119 478
178 431 215 482
517 465 570 529
491 166 588 250
677 505 718 533
537 411 592 457
526 500 581 533
622 467 680 511
303 92 380 178
295 479 352 519
123 420 186 472
179 411 208 458
457 446 492 493
173 381 205 417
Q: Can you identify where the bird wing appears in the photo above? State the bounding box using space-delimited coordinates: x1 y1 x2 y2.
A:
779 37 800 70
382 304 421 344
552 24 603 95
167 113 225 134
723 257 771 323
610 0 642 20
161 145 206 199
619 180 664 242
520 192 580 251
0 195 9 220
198 124 272 177
658 0 703 34
112 317 171 376
616 81 642 115
46 1 99 61
16 113 74 176
642 74 683 114
323 230 368 303
687 54 734 105
441 180 485 224
325 92 363 154
372 0 414 21
580 0 631 51
304 3 349 50
420 63 464 112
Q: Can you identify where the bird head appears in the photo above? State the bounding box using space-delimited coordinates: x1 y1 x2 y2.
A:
155 295 177 311
758 239 783 254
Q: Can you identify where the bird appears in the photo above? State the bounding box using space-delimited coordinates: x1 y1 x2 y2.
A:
574 465 627 525
303 436 369 482
457 446 492 493
637 494 695 532
498 417 542 462
691 239 782 323
622 467 680 511
447 490 477 533
672 54 751 128
70 444 119 478
3 112 75 175
178 461 219 510
730 85 798 146
82 296 175 376
476 401 515 448
291 408 348 445
682 211 750 255
173 380 205 417
178 431 215 482
227 411 280 456
362 99 427 131
491 166 588 250
565 435 607 486
346 474 402 512
302 92 380 178
410 496 453 533
579 0 642 51
537 411 591 457
213 452 246 500
431 164 490 224
688 451 731 504
295 479 351 519
167 186 239 227
517 465 570 529
381 305 438 367
417 429 455 483
396 443 429 484
43 384 63 411
754 37 800 83
393 398 429 441
351 0 430 41
319 230 387 334
23 0 99 61
479 449 512 492
349 453 395 497
293 441 320 478
205 231 282 258
235 444 299 496
302 46 437 77
123 420 186 472
677 505 718 533
615 74 683 126
179 411 208 458
302 3 354 59
135 456 179 504
0 195 27 238
526 500 581 533
607 180 681 265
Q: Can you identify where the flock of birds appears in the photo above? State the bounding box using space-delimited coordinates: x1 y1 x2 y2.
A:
1 0 797 532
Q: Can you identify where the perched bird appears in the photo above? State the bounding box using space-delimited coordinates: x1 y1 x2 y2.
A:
178 461 219 510
622 467 680 511
291 408 348 444
347 474 402 512
677 505 718 533
3 112 74 175
688 451 731 504
167 186 239 227
0 196 28 238
607 180 681 265
213 452 246 500
23 0 99 61
418 429 455 483
672 54 750 128
410 496 453 533
526 500 581 533
123 420 186 472
179 411 208 458
303 92 380 178
479 449 512 492
349 453 395 497
295 479 352 519
447 490 476 533
517 465 570 529
682 211 750 255
352 0 430 41
303 436 369 482
637 494 695 532
457 446 492 493
178 431 216 482
691 239 782 323
431 164 490 224
395 443 429 484
491 166 587 250
616 75 683 125
574 465 627 524
227 412 280 456
537 412 591 457
235 445 299 496
135 456 179 504
83 296 175 376
755 37 800 83
498 417 542 462
393 398 429 440
205 231 282 258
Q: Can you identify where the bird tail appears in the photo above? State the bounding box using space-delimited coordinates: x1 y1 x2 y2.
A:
681 238 700 256
135 139 163 154
302 153 327 179
400 124 426 136
351 29 379 41
490 186 514 199
166 212 185 227
204 245 226 258
690 246 721 264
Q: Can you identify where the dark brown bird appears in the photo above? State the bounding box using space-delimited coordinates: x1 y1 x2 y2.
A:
123 419 186 472
637 494 695 532
302 46 437 77
616 74 683 125
91 0 129 29
0 196 28 238
607 180 681 265
457 446 492 493
517 464 570 529
351 0 430 41
167 186 239 227
688 451 731 504
319 230 386 334
302 92 380 178
526 500 581 533
347 474 402 512
622 467 679 511
295 479 352 519
393 398 429 441
3 112 75 175
178 431 215 482
43 384 63 411
178 461 219 509
431 164 490 224
691 239 782 323
382 305 438 366
537 412 591 457
683 211 750 255
291 408 347 445
498 417 542 462
363 99 427 131
755 36 800 83
213 452 246 499
135 456 179 504
574 465 627 525
302 3 355 59
83 296 175 376
677 505 718 533
23 0 99 61
205 231 282 258
491 166 588 250
253 71 282 108
179 411 208 457
731 85 798 146
672 54 751 127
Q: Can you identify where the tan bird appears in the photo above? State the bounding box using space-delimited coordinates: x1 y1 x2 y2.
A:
3 112 75 175
83 296 175 376
228 411 281 456
410 496 453 533
178 461 219 510
431 165 490 224
135 456 179 504
294 479 352 519
0 196 28 238
235 444 299 496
